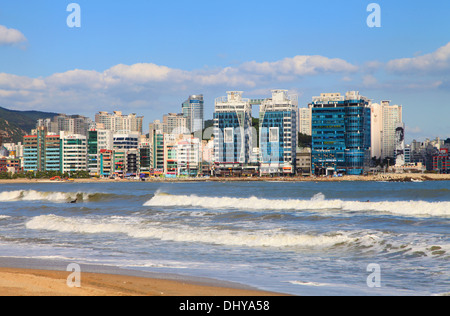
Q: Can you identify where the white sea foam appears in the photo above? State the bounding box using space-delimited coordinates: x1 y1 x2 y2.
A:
0 190 90 203
288 280 335 287
144 193 450 218
0 215 11 220
25 214 383 249
0 190 24 201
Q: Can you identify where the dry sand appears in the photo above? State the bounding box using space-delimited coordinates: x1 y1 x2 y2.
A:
0 267 283 296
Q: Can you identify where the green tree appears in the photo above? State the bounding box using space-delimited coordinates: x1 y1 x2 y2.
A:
298 133 312 148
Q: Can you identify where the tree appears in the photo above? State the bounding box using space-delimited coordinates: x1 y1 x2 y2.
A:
298 133 312 148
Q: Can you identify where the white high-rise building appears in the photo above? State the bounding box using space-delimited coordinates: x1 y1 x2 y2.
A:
298 106 312 136
163 113 189 134
371 103 383 158
97 129 114 150
370 101 403 159
60 131 87 173
95 111 143 134
381 101 403 159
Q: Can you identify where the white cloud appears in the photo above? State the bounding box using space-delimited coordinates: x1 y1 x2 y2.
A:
240 55 358 79
0 73 45 90
387 42 450 74
0 25 27 46
0 54 371 115
105 63 175 83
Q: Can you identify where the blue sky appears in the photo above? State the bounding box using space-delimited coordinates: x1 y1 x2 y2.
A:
1 0 449 141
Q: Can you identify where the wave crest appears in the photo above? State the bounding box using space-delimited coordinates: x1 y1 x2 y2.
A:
144 193 450 218
25 214 375 249
0 190 124 203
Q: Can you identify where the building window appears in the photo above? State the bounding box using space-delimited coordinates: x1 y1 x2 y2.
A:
224 128 234 144
269 127 279 143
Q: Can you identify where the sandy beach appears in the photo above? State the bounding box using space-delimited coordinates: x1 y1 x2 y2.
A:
0 262 284 296
0 257 285 296
0 268 285 296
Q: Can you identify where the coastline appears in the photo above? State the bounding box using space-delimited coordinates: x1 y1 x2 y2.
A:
0 257 285 296
0 173 449 184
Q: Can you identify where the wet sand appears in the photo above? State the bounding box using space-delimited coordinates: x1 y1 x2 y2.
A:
0 268 284 296
0 258 284 296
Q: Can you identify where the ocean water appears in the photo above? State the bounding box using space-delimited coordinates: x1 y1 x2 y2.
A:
0 180 449 296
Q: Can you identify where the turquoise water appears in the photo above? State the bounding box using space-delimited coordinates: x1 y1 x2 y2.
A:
0 181 449 295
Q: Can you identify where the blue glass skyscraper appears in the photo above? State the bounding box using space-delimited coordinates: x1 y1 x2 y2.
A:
213 91 253 176
311 91 371 175
182 94 204 134
259 90 298 175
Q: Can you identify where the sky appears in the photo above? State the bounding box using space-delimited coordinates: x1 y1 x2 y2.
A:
0 0 449 142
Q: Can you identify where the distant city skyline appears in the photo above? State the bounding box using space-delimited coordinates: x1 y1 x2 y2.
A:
1 0 449 142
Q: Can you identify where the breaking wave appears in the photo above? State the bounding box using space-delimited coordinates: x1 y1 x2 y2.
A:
0 190 131 203
24 214 450 257
25 214 379 249
144 193 450 218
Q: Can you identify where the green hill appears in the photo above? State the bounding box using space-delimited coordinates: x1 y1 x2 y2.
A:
0 107 59 144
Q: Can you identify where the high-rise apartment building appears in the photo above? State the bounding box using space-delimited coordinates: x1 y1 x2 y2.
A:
370 102 383 158
152 132 165 173
298 105 312 136
381 101 403 159
182 95 204 133
163 113 188 134
37 114 93 137
60 131 87 173
311 91 371 175
23 127 60 172
95 111 143 134
213 91 253 175
87 130 99 176
259 90 298 175
97 129 114 151
370 100 403 159
45 134 61 172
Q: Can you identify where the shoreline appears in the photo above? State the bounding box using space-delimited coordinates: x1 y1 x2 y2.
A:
0 257 285 296
0 173 449 184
